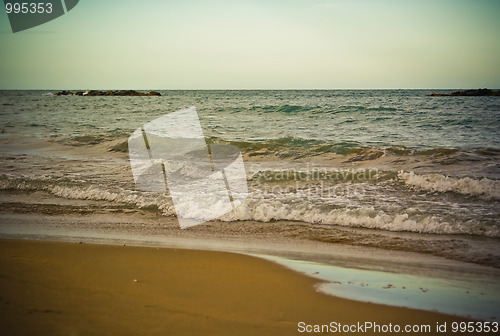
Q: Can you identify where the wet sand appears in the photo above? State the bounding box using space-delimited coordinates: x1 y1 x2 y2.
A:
0 239 476 336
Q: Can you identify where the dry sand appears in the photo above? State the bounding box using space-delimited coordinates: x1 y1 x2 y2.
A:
0 239 475 335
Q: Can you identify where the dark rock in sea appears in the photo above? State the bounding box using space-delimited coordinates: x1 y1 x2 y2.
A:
55 90 73 96
55 90 162 96
429 88 500 97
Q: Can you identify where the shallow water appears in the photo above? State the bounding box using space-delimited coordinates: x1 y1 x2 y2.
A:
0 90 498 256
256 255 500 321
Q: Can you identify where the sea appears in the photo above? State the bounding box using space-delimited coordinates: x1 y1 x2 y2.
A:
0 90 499 245
1 89 499 320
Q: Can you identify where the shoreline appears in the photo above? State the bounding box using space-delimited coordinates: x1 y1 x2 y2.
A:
1 214 499 322
0 238 483 335
1 202 499 268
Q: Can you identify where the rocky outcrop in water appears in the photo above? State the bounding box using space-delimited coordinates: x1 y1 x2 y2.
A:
55 90 161 96
430 88 500 96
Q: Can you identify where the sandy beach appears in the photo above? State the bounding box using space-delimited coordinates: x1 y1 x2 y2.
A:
0 239 481 336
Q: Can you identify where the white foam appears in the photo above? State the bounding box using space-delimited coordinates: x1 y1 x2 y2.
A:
0 175 176 216
221 201 499 237
2 174 498 237
398 171 500 200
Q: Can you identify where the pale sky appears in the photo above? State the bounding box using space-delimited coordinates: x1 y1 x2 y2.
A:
0 0 499 89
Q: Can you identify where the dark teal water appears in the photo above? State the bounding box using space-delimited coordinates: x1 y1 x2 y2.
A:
0 90 498 239
0 89 499 150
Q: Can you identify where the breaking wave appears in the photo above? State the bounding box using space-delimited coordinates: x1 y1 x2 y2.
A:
0 174 175 215
398 171 500 200
1 172 498 237
220 201 498 237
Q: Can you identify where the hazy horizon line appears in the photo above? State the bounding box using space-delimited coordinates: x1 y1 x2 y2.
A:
2 87 498 91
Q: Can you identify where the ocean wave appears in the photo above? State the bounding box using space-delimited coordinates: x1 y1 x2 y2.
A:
52 129 499 165
0 174 175 215
336 105 398 113
220 202 498 237
250 105 317 114
1 173 497 237
398 171 500 200
207 137 363 157
207 136 497 160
